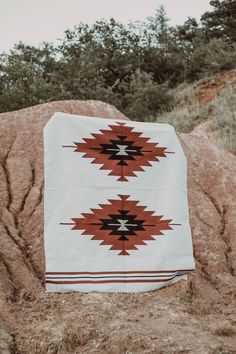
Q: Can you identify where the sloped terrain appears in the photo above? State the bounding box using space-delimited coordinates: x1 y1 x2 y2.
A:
0 100 235 353
196 71 236 104
158 70 236 153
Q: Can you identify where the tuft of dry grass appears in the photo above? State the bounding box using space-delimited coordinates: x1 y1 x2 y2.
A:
212 321 236 337
171 81 196 106
185 301 213 316
29 324 98 354
156 104 207 133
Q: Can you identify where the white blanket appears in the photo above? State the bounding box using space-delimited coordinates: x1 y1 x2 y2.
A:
44 113 195 292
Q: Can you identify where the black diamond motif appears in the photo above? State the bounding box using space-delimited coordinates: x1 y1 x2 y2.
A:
100 136 143 166
100 210 145 241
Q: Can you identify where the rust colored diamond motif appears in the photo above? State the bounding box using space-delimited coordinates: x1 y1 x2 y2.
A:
63 122 174 181
61 195 179 255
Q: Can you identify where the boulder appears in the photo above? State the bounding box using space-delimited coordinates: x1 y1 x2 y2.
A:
0 100 235 353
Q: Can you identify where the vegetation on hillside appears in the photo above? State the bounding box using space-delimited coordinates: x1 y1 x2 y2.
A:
0 0 235 140
155 72 236 151
211 81 236 151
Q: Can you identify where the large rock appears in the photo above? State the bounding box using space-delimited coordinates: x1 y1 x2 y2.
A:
0 322 14 354
0 100 235 353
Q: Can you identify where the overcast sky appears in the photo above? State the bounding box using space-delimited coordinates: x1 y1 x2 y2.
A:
0 0 212 53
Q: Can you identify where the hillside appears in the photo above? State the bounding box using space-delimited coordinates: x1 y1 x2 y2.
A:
157 70 236 152
0 93 235 353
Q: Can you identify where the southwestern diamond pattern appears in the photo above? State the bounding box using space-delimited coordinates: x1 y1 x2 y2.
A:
63 121 173 181
61 195 179 255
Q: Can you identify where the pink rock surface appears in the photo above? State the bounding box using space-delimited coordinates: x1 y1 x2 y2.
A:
0 100 235 353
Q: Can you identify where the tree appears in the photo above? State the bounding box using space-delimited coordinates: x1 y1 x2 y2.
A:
176 17 201 45
201 0 236 41
59 19 143 88
146 5 170 50
0 43 59 112
123 70 173 120
184 38 236 80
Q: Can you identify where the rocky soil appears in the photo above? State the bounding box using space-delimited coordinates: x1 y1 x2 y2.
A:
0 99 235 353
196 70 236 104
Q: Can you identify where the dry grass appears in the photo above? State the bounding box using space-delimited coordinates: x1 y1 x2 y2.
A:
212 321 236 337
22 323 99 354
156 104 208 133
156 82 210 133
211 82 236 151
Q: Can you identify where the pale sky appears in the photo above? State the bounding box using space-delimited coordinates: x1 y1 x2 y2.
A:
0 0 212 53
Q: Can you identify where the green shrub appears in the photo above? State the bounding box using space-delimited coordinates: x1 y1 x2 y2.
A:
123 70 174 120
185 38 236 81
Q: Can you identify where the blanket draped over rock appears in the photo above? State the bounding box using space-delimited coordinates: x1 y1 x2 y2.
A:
44 112 195 292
